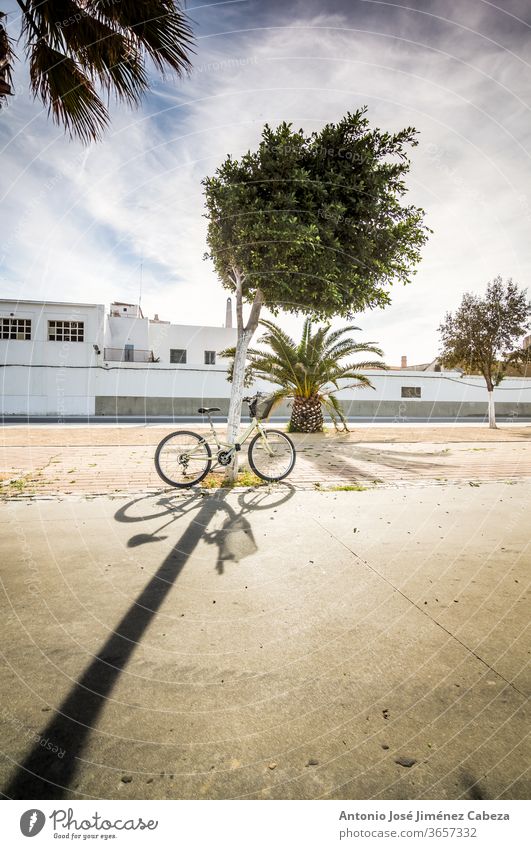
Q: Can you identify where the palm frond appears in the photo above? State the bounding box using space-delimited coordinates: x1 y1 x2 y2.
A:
258 319 297 353
15 0 194 140
90 0 194 75
324 340 385 361
320 392 349 431
321 324 362 348
29 40 109 142
0 13 14 101
297 317 312 359
327 374 376 391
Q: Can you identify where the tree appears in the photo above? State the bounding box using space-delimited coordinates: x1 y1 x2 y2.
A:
224 319 386 432
0 0 193 143
203 109 429 475
438 276 531 428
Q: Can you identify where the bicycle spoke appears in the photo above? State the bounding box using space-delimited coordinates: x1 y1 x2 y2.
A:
155 431 211 487
248 430 295 482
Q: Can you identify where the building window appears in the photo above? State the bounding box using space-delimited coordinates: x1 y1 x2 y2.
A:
170 348 187 364
204 350 216 365
1 317 31 340
48 320 84 342
401 386 421 398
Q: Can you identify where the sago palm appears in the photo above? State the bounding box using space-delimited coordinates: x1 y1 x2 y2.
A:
227 319 387 433
0 0 193 142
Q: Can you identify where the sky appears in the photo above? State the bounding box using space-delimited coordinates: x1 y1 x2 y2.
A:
1 0 530 365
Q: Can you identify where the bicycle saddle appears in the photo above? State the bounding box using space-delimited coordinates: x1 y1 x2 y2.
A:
198 407 221 414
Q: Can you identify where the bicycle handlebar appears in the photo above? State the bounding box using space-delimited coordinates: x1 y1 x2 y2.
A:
242 392 264 404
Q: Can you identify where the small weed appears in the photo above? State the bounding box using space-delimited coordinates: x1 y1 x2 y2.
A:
9 477 28 492
201 470 265 489
468 481 481 487
201 473 222 489
468 447 487 452
328 484 368 492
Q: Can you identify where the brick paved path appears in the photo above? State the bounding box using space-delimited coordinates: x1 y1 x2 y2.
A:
1 425 531 497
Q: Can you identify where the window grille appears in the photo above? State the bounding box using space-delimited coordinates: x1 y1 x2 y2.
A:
48 320 84 342
401 386 421 398
1 317 31 340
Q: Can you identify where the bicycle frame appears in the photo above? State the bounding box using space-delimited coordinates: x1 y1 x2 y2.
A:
181 414 274 470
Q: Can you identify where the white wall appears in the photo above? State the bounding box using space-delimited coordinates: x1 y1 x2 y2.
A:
93 360 234 399
334 370 531 403
2 299 530 416
2 363 531 416
1 300 104 415
0 300 104 367
148 322 236 366
106 315 150 352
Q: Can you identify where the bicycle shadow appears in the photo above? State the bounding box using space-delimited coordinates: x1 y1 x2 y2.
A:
3 484 294 799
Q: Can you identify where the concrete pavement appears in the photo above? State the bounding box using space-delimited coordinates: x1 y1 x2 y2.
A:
1 483 529 800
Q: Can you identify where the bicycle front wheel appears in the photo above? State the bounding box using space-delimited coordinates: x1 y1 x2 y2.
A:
155 431 212 487
248 429 296 482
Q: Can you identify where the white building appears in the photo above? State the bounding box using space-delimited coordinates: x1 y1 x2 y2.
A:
1 297 530 419
1 298 237 416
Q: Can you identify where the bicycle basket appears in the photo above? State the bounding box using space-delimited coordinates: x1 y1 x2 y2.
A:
255 393 277 420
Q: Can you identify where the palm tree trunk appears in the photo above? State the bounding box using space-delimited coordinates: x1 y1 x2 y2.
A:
289 395 323 433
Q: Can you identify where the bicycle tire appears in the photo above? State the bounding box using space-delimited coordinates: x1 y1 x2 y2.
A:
248 429 296 482
155 430 212 488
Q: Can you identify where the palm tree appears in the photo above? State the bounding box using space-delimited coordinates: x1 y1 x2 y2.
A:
0 13 12 97
0 1 193 142
226 319 387 433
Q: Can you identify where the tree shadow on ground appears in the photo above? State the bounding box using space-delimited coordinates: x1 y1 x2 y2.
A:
3 485 294 799
300 444 453 481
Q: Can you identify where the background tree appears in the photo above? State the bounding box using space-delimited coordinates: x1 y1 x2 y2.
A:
438 276 531 428
203 109 429 475
0 0 193 142
224 319 386 433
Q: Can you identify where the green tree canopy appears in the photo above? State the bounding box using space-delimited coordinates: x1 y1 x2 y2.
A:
203 109 430 320
1 0 193 142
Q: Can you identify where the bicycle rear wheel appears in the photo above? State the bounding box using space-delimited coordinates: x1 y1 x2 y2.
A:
248 429 296 482
155 431 212 487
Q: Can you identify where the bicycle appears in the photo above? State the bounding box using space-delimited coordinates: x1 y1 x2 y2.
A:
154 392 296 488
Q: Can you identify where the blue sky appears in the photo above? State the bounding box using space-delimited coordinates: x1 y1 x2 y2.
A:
1 0 530 364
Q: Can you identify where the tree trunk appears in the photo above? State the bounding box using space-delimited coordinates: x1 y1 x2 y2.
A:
226 329 252 478
488 389 496 429
225 275 264 481
289 395 324 433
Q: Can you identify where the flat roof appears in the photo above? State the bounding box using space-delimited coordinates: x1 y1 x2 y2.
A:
0 298 103 308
